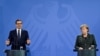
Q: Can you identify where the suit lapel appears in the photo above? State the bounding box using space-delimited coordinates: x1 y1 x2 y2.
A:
14 29 17 37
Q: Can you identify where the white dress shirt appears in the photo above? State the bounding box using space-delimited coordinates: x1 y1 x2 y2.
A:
16 29 22 37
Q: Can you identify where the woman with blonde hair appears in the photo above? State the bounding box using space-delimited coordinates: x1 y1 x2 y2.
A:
74 24 97 56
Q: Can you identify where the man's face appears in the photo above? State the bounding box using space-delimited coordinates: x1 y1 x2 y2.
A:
81 27 88 35
16 21 22 29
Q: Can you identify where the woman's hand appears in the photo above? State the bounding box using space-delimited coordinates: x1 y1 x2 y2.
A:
79 47 83 50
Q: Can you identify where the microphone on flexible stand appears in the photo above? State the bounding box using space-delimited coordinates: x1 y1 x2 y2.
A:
20 46 23 50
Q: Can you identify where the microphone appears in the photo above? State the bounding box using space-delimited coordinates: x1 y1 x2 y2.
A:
20 46 23 50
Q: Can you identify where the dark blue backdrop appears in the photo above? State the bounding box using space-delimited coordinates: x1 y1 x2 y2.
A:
0 0 100 56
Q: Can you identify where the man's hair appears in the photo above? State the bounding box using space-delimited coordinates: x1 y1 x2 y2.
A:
80 24 89 32
15 19 22 24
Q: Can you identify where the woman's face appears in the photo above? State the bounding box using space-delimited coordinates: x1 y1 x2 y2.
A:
81 27 88 35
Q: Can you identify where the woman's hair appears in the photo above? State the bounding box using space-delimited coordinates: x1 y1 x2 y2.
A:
80 24 89 32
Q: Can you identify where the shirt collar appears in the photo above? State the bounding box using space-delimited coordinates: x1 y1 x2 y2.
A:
16 28 22 31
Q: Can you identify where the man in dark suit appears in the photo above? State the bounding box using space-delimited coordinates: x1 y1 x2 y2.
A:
6 19 30 50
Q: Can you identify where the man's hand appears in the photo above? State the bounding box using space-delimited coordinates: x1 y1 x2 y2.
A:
5 40 10 45
26 39 30 45
79 47 83 50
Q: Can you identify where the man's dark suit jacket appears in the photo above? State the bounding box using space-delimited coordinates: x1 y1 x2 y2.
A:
75 34 97 50
8 29 29 50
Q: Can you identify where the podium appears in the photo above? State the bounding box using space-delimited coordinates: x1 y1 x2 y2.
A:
78 49 96 56
5 50 28 56
73 49 98 56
